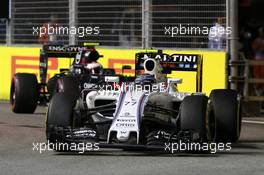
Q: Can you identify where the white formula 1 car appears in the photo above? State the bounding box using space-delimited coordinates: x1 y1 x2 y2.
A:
46 51 241 152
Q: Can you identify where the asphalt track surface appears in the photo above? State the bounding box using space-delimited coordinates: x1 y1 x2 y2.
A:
0 102 264 175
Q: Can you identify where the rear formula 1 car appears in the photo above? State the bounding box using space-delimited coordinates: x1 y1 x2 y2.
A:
10 44 118 113
46 51 242 153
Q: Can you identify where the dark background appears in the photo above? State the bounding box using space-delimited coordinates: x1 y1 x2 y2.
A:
0 0 10 19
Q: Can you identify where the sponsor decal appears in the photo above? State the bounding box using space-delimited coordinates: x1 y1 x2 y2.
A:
116 123 135 127
116 119 136 122
142 53 198 63
45 45 87 53
137 53 200 70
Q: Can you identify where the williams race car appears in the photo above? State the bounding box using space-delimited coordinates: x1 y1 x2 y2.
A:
46 51 241 153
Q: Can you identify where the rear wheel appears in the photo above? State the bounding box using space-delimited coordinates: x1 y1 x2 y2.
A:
10 73 38 113
209 89 241 143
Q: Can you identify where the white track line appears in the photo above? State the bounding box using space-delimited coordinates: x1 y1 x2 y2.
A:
242 120 264 125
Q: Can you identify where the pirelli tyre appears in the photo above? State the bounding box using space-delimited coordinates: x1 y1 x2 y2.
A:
180 95 210 142
10 73 38 113
209 89 241 143
46 92 76 150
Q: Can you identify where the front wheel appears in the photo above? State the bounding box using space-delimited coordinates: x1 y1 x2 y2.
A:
180 95 214 142
46 93 76 145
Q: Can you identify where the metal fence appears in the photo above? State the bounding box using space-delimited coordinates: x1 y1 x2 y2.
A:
0 19 7 44
11 0 69 44
151 0 227 48
76 0 142 47
4 0 228 49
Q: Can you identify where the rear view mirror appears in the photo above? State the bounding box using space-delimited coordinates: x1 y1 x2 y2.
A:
162 69 171 74
103 68 116 75
60 68 69 73
121 65 132 74
122 65 132 70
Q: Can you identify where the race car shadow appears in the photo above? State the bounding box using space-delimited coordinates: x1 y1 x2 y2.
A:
215 142 264 156
55 150 219 157
232 142 264 148
54 142 264 157
10 124 44 129
237 140 264 143
54 148 264 157
52 139 264 157
218 151 264 156
33 112 46 115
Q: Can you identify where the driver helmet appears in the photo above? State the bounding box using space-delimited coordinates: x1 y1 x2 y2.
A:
75 49 100 65
86 62 103 74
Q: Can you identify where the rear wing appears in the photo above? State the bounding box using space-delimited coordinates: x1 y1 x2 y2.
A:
39 44 95 84
135 51 203 92
42 45 89 57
